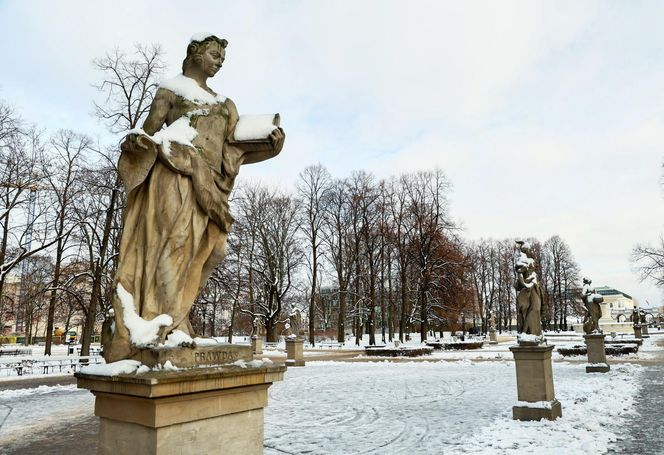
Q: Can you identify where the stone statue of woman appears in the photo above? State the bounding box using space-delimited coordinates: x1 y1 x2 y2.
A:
581 277 603 334
104 34 285 362
514 240 543 336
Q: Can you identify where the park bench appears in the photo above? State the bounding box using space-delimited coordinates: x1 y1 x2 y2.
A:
317 342 345 349
0 348 33 356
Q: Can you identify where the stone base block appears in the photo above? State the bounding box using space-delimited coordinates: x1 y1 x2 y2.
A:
489 341 498 345
510 344 562 421
586 363 610 373
584 333 609 368
285 338 304 367
513 400 562 421
251 336 263 355
76 364 285 455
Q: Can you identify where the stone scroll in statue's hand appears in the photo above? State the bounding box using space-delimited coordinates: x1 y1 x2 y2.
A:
229 114 285 160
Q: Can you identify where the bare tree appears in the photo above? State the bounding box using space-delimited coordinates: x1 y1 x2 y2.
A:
80 43 165 356
42 130 91 354
321 178 356 343
237 185 303 341
296 164 331 345
632 236 664 288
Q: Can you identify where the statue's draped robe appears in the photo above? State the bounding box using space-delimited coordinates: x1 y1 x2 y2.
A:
106 90 244 362
516 265 543 336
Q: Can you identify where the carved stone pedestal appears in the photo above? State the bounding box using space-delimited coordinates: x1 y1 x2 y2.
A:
509 344 562 421
489 330 498 345
285 338 305 367
76 364 286 455
252 336 263 355
642 325 649 336
634 325 642 339
584 333 609 373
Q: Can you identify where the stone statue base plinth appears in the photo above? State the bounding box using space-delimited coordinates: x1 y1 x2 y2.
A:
252 336 263 355
509 344 562 421
642 325 649 336
489 330 498 345
131 344 253 369
584 333 609 373
633 325 642 339
76 364 285 455
285 338 305 367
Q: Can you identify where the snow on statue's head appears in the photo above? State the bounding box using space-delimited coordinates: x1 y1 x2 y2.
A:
182 34 228 73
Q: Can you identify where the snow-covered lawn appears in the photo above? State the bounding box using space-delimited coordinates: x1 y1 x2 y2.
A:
264 360 641 454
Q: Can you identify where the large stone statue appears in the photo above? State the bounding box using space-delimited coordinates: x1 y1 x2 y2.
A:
581 277 604 334
514 240 543 336
104 34 285 362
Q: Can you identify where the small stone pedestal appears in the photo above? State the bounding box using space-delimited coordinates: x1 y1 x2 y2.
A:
489 330 498 345
285 337 305 367
634 325 642 339
642 325 649 336
509 344 562 421
76 364 286 455
252 336 263 355
584 333 610 373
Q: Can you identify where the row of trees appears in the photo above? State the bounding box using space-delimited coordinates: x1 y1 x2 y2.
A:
1 42 592 355
0 44 164 355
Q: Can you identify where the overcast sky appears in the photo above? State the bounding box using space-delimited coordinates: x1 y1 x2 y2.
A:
1 1 662 306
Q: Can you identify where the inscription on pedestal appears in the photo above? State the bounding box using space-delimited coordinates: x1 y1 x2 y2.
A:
133 344 253 369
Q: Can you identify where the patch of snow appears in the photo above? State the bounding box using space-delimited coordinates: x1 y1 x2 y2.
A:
232 359 247 369
193 337 220 346
0 384 77 399
80 359 141 376
190 32 216 43
160 74 226 104
162 360 179 371
515 400 554 409
164 329 193 348
517 333 544 345
117 283 172 346
136 365 151 374
233 114 278 141
152 115 198 156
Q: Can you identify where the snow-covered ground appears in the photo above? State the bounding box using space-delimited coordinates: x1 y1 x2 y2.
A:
0 351 651 454
263 360 641 454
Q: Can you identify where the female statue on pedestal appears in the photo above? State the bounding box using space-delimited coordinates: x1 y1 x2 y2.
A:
514 240 543 336
104 35 285 362
581 277 604 334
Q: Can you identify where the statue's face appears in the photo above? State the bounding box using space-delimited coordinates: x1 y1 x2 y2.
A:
199 42 225 77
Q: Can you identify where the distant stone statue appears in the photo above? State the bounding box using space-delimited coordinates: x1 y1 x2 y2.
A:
581 277 604 334
514 240 543 336
252 316 265 337
288 308 304 338
488 312 497 332
104 34 285 362
632 308 641 326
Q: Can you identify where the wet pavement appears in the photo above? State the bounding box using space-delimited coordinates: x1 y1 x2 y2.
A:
609 339 664 455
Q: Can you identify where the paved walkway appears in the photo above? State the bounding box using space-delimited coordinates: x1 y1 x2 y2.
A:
609 338 664 455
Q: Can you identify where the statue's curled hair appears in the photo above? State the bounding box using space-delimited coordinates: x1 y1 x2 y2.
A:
182 35 228 73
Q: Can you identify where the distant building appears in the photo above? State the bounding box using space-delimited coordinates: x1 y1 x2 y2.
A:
595 286 635 322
